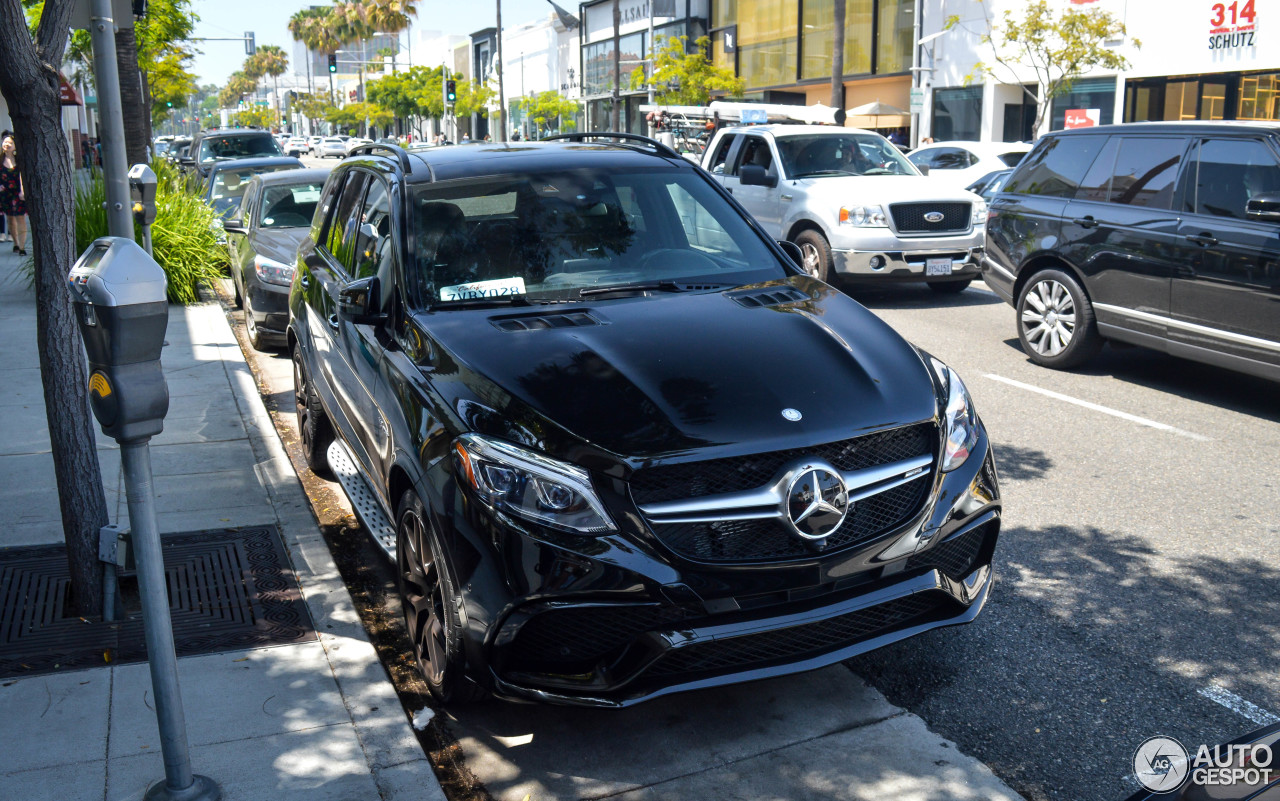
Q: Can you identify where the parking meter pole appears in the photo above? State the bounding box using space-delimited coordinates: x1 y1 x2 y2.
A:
88 0 135 239
141 225 153 257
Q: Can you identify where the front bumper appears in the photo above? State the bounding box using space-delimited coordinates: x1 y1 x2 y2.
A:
247 279 291 337
830 227 985 281
452 433 1001 708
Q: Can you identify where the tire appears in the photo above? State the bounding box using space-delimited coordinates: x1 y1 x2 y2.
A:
792 229 832 282
232 270 243 309
292 341 334 475
1016 268 1103 369
396 490 487 705
928 279 972 294
244 295 270 351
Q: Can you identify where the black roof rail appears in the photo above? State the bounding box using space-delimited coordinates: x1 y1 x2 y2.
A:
540 132 681 160
349 142 412 171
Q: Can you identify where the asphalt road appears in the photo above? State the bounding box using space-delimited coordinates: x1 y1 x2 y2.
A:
843 279 1280 801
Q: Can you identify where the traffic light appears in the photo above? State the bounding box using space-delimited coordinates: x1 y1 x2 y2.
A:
245 31 255 56
166 101 172 108
446 80 457 103
328 54 337 73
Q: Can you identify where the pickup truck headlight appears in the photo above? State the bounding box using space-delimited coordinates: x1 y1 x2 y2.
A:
452 434 617 534
930 358 980 472
838 205 888 227
970 199 988 225
254 255 296 287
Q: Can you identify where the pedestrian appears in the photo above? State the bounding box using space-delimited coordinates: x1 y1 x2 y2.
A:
483 134 491 142
0 132 28 256
462 132 470 142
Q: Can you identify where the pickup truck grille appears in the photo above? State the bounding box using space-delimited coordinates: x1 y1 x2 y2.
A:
889 202 970 234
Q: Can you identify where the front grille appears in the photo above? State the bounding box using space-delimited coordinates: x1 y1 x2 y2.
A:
655 474 930 562
908 523 991 581
630 423 935 506
647 593 945 677
510 605 692 668
889 202 970 234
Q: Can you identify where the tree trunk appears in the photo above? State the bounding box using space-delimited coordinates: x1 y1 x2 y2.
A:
831 0 846 120
0 0 110 618
115 26 149 165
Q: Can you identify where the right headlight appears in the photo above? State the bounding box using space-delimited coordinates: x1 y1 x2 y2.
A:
930 358 980 472
838 204 888 227
452 434 617 534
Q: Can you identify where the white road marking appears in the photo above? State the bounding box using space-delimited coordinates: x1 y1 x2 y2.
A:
1199 685 1280 726
983 374 1212 441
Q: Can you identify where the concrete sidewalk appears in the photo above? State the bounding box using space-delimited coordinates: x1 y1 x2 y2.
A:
0 249 446 801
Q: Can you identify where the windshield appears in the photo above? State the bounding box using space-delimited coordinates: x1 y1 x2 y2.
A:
777 134 917 178
409 168 787 305
260 182 324 228
199 134 283 163
209 164 300 216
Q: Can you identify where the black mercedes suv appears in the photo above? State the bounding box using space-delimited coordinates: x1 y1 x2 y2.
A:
983 122 1280 382
288 136 1001 707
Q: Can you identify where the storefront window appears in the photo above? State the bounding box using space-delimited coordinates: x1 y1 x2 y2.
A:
619 32 646 91
1237 72 1279 121
736 0 797 89
932 87 983 142
800 0 872 81
875 0 912 74
1050 78 1116 130
583 40 616 97
713 0 735 29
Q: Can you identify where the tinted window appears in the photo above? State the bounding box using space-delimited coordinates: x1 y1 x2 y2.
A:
325 171 370 273
1107 137 1186 209
208 164 299 216
1004 135 1107 198
1074 137 1119 203
353 180 391 280
998 151 1027 167
731 136 773 175
708 135 736 175
929 147 973 170
1192 138 1280 221
198 134 283 163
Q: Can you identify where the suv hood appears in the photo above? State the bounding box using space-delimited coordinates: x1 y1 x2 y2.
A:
414 277 939 464
795 174 981 205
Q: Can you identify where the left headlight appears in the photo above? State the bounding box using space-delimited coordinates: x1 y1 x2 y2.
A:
931 358 980 472
254 255 296 287
970 198 988 226
452 434 617 534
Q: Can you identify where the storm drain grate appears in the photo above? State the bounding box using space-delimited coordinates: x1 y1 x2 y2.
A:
0 525 315 678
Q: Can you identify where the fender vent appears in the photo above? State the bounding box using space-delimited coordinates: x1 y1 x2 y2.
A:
728 286 809 308
491 311 603 331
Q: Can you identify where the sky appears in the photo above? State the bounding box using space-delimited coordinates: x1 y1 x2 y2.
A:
189 0 551 87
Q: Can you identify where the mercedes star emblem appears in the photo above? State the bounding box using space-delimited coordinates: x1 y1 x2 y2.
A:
785 465 850 541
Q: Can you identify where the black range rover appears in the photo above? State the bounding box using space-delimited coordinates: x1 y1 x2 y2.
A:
983 122 1280 381
289 136 1001 707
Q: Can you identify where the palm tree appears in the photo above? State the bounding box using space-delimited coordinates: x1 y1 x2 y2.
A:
289 7 335 96
253 45 289 117
831 0 846 121
219 71 258 109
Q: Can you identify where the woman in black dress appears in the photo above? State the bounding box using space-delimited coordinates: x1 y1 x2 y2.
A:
0 133 28 256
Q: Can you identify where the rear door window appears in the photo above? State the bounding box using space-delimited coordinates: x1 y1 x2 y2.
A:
1075 137 1119 203
1190 138 1280 220
1004 135 1108 198
929 147 974 169
1105 137 1187 209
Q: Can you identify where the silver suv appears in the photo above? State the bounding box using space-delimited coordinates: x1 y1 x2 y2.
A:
702 125 986 293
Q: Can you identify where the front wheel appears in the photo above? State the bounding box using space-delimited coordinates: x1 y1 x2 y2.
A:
396 490 486 705
792 229 832 282
1016 268 1103 369
292 342 334 475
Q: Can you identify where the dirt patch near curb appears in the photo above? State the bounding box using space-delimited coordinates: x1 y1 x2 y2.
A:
214 284 492 801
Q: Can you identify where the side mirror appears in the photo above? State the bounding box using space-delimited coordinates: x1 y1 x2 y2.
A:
1245 191 1280 222
916 163 930 176
223 220 247 235
739 164 778 188
338 276 383 324
777 240 804 270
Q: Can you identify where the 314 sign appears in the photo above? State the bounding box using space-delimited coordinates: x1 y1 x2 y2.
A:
1208 0 1256 51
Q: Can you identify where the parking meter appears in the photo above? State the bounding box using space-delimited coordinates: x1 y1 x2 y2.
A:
128 163 158 256
68 237 169 441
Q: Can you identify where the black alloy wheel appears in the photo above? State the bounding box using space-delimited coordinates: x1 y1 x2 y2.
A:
292 342 334 475
792 229 832 282
396 490 486 705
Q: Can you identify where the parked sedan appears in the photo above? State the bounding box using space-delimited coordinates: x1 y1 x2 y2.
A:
317 137 348 158
201 156 304 220
223 169 328 349
909 141 1032 190
283 136 310 157
344 137 373 155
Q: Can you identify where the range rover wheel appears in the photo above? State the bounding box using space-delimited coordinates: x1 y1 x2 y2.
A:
1016 268 1102 369
292 341 334 475
792 230 832 282
396 490 486 705
928 279 972 294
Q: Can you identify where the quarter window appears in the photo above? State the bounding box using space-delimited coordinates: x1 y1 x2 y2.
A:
1191 138 1280 220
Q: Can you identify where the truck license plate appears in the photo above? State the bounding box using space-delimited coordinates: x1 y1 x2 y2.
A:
926 258 953 276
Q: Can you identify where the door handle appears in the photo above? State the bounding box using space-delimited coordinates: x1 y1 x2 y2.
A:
328 314 339 331
1185 233 1219 247
299 274 311 289
1072 216 1099 229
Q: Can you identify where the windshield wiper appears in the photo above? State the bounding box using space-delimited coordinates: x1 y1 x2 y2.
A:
579 280 733 298
794 169 857 178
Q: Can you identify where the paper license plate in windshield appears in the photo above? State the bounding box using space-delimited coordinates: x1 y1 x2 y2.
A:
438 277 527 302
925 258 953 276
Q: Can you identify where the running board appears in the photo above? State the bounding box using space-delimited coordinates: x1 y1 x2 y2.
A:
327 439 397 561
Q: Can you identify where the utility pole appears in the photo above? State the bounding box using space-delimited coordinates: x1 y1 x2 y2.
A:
88 0 133 238
831 0 846 125
496 0 507 142
611 0 620 131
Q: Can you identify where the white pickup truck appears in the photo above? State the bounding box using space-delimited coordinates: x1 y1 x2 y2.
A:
701 125 986 292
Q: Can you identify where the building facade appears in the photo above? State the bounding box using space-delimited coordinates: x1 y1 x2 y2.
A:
505 12 583 137
919 0 1276 143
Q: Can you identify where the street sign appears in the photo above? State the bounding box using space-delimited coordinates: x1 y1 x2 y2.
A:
910 88 924 113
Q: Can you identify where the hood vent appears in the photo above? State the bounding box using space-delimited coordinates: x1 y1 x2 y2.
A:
492 311 603 331
728 286 810 308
